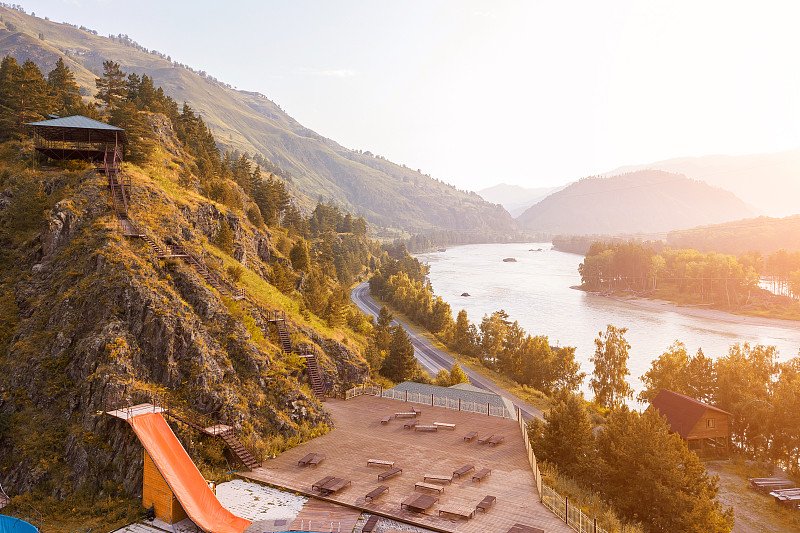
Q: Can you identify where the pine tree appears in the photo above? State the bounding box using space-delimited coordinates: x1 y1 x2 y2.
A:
47 57 82 117
289 238 311 272
382 325 416 382
19 59 50 124
214 219 235 254
0 55 23 136
95 60 127 109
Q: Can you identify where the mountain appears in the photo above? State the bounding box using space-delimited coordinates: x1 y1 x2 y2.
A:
0 7 518 237
477 183 564 217
516 170 757 236
667 214 800 255
603 147 800 217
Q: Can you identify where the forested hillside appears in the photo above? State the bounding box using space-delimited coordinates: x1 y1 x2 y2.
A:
667 214 800 255
517 170 755 236
0 54 435 529
0 5 519 239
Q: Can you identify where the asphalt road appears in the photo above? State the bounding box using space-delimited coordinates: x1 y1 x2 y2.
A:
351 281 544 421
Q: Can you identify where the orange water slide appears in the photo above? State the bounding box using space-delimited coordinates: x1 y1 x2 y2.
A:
128 412 251 533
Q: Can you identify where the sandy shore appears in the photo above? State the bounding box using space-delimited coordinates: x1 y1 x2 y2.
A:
603 293 800 330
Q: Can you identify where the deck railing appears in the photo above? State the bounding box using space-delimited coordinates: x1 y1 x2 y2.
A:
343 385 514 419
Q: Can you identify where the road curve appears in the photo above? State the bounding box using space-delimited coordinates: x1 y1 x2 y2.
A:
351 281 543 421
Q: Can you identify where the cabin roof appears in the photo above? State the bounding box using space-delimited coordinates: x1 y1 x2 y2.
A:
26 115 128 144
650 389 731 439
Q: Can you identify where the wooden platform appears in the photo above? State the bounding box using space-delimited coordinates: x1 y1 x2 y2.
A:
106 403 165 420
240 396 570 533
290 497 361 532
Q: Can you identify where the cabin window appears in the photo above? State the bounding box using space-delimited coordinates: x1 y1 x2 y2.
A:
706 418 715 429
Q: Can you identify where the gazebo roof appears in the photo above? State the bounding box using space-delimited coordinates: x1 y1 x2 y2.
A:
26 115 128 144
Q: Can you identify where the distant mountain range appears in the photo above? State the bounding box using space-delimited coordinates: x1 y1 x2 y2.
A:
477 183 563 217
0 7 518 237
516 170 757 236
603 147 800 217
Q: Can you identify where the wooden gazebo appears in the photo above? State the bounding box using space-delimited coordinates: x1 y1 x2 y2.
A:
26 115 128 165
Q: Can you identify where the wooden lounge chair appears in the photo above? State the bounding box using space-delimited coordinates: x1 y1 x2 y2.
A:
477 434 493 444
378 467 402 480
380 415 391 424
308 453 325 466
297 452 316 466
411 406 421 416
476 495 496 512
488 435 505 446
433 422 456 430
415 424 438 431
423 474 452 484
415 481 445 494
312 476 335 491
438 505 476 520
395 412 416 418
367 458 394 468
365 485 389 502
453 464 474 478
403 493 438 513
464 431 478 442
321 477 351 494
403 419 419 430
362 515 380 533
472 468 492 482
507 524 544 533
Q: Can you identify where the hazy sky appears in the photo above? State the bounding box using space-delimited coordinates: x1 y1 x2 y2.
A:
20 0 800 192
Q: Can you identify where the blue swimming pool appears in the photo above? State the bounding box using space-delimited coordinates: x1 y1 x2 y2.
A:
0 516 38 533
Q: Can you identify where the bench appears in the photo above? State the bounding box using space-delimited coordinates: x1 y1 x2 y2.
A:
472 468 492 482
507 524 545 533
477 434 493 444
403 420 419 430
312 476 335 491
378 467 402 481
438 505 475 520
453 464 474 478
395 412 417 418
476 495 496 512
423 474 452 484
415 425 438 431
308 453 325 466
365 485 389 503
320 477 351 495
380 415 391 424
297 452 316 466
411 406 421 416
433 422 456 430
488 435 505 446
415 481 445 494
464 431 478 442
402 493 438 513
362 515 380 533
367 459 394 468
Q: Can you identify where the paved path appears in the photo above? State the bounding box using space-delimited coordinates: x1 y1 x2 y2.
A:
351 282 543 421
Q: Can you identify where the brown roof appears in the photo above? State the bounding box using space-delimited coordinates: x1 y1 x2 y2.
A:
650 389 730 439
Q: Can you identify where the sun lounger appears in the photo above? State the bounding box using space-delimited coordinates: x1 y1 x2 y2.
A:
433 422 456 430
380 415 391 424
365 485 389 502
411 406 421 416
488 435 505 446
453 464 474 478
415 425 438 431
472 468 492 482
367 459 395 468
362 515 380 533
378 467 402 480
438 505 476 520
477 434 493 444
476 495 496 512
423 474 452 484
298 452 317 466
415 481 445 494
320 477 351 495
312 476 335 491
401 493 438 513
395 412 416 418
507 524 545 533
403 420 419 429
308 453 325 466
464 431 478 441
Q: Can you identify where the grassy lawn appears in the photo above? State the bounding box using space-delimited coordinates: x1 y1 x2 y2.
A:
705 457 800 533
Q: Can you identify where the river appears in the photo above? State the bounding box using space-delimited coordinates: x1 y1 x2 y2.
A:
416 242 800 397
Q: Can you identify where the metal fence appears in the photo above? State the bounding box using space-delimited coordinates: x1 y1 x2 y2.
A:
343 385 514 419
542 485 611 533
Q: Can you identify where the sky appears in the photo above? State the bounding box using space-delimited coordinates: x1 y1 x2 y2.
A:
19 0 800 192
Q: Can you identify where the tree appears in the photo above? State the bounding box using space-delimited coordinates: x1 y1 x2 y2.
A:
381 325 416 383
452 309 477 355
214 219 235 254
638 341 691 404
529 392 596 480
47 57 83 117
95 60 127 109
590 324 632 408
597 406 733 533
19 59 50 124
289 238 311 272
0 55 23 136
448 361 469 386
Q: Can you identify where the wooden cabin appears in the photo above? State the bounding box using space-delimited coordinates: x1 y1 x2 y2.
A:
650 389 730 457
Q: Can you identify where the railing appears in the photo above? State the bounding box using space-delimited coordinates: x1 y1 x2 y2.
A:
517 408 543 498
542 485 612 533
343 385 514 419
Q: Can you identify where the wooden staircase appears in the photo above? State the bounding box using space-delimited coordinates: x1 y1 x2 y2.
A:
300 352 326 400
220 429 260 470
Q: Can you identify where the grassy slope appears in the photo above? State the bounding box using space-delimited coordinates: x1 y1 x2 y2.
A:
0 7 518 235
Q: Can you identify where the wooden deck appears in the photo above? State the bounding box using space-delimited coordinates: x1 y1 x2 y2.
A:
290 497 361 532
106 403 165 420
241 396 570 533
